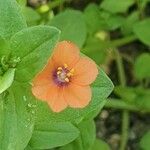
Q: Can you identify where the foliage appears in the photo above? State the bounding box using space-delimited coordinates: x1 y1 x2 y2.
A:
140 131 150 150
0 0 150 149
0 0 113 150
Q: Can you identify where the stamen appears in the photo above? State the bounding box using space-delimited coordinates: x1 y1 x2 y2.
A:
64 63 68 68
67 72 73 77
65 78 69 82
57 67 63 70
57 71 61 75
70 69 74 73
54 64 75 85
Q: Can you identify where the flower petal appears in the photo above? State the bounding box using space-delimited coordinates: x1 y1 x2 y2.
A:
32 59 56 87
47 88 68 112
32 83 67 112
32 81 57 101
52 41 80 68
72 57 98 85
64 83 92 108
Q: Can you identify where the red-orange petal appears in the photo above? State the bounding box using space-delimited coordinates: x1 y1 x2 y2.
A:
47 88 68 112
32 59 56 87
32 83 67 112
32 81 56 101
52 41 80 68
71 57 98 86
64 83 92 108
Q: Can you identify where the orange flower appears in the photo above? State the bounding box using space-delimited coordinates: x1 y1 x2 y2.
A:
32 41 98 112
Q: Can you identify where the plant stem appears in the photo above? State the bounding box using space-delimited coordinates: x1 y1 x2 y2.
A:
115 49 126 87
112 35 137 47
114 48 129 150
105 99 138 112
120 111 129 150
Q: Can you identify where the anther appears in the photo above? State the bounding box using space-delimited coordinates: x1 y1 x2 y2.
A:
57 71 61 75
57 67 62 70
67 72 73 77
64 64 68 68
70 69 74 73
65 78 69 82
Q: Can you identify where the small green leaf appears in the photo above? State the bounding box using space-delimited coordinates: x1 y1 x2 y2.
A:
0 82 35 150
114 86 136 103
106 15 125 30
29 122 79 149
83 37 109 64
21 7 41 26
49 10 87 48
10 26 60 82
0 37 10 57
24 145 33 150
139 0 150 9
134 53 150 79
121 11 139 35
140 131 150 150
134 88 150 110
60 120 96 150
84 3 105 34
0 69 15 94
17 0 27 6
115 86 150 111
0 0 27 39
100 0 134 13
133 19 150 46
91 139 111 150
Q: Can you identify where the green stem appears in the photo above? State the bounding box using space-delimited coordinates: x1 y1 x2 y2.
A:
114 48 129 150
105 99 138 112
120 111 129 150
115 49 126 87
111 35 137 47
105 99 150 113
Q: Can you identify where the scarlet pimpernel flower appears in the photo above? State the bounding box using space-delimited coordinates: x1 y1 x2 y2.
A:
32 41 98 112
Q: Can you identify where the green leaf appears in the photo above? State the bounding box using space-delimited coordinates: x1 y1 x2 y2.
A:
59 120 96 150
0 82 35 150
84 4 124 33
140 131 150 150
0 69 15 94
100 0 134 13
139 0 150 9
0 37 11 57
134 53 150 79
133 19 150 46
21 7 41 26
121 11 139 35
84 3 106 34
29 122 79 149
106 15 125 30
115 86 150 111
134 88 150 110
24 145 33 150
0 0 27 39
17 0 27 6
114 86 136 103
83 36 109 64
35 68 113 124
10 25 60 82
91 139 110 150
49 9 87 48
